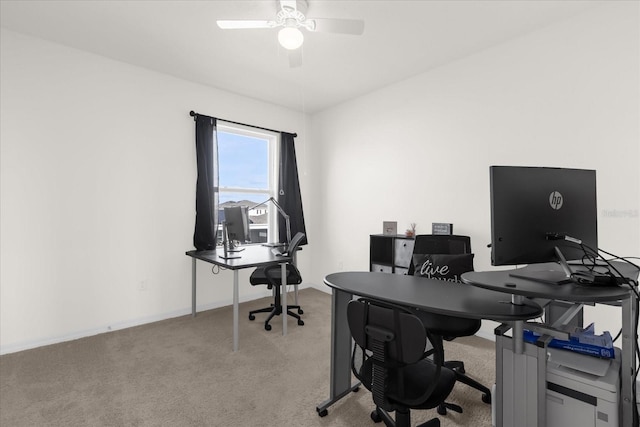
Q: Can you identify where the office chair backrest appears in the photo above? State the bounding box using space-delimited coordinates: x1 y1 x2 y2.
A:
348 298 427 363
285 232 305 256
347 298 445 409
408 234 472 276
413 234 471 255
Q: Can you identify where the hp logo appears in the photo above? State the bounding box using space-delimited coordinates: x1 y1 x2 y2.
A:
549 191 563 210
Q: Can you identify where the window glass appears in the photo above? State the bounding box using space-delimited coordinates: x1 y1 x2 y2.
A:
218 132 268 194
216 125 277 244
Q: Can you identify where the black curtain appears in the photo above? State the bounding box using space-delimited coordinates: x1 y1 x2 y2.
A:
193 116 219 250
278 132 307 245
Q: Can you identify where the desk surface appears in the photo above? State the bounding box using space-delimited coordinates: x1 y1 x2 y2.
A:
324 271 543 321
186 244 291 270
462 262 637 303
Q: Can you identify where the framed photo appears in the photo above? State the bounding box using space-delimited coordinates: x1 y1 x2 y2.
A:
383 221 397 235
432 223 453 235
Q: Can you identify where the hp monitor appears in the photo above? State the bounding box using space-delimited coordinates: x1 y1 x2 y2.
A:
490 166 598 283
223 206 250 244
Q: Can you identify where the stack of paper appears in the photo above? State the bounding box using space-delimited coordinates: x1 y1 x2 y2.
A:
523 323 615 359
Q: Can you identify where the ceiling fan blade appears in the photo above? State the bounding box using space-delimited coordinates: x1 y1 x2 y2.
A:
309 18 364 35
216 20 276 30
288 48 303 68
279 0 298 13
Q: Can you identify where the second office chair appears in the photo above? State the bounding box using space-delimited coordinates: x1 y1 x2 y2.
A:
348 297 457 427
409 234 492 415
248 232 305 331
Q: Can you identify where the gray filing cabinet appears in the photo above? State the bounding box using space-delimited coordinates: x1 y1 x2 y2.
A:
370 234 415 274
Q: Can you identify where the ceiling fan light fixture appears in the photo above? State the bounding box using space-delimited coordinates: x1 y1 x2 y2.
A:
278 26 304 50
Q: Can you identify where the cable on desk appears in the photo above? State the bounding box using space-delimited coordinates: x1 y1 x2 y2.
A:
571 242 640 290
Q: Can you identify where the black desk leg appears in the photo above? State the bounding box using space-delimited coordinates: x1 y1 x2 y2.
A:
316 289 361 417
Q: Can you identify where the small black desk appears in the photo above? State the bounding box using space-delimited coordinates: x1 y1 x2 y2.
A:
186 245 292 352
316 271 543 416
462 263 638 427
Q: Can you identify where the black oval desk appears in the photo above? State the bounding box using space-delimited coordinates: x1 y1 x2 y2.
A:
463 268 632 303
315 271 543 417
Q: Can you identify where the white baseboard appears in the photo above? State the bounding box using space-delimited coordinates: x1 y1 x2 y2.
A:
308 282 330 294
0 289 273 356
1 283 493 355
475 329 496 342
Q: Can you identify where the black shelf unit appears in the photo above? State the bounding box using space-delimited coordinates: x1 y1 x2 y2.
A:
370 234 415 274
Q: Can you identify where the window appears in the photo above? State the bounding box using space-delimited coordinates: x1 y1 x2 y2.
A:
217 123 279 243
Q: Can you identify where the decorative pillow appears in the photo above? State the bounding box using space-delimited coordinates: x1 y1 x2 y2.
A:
412 253 475 282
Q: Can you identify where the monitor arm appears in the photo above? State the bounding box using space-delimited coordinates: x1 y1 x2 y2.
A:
250 197 291 245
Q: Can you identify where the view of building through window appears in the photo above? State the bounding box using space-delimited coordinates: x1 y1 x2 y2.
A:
217 125 277 243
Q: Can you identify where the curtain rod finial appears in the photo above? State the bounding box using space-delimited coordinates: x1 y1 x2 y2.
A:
189 111 196 117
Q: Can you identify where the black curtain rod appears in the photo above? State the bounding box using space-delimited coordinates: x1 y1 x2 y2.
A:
189 111 297 138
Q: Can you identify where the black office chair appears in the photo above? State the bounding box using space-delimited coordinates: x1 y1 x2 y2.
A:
347 298 457 427
408 234 492 415
248 232 305 331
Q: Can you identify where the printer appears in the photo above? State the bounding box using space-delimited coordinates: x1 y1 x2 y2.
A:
545 347 620 427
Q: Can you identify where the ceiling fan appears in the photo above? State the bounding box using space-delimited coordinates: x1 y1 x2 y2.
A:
216 0 365 67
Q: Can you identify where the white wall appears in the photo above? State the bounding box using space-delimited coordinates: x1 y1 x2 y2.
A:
308 3 639 338
2 2 638 354
0 29 311 354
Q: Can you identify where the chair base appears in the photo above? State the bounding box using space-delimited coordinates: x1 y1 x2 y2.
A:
248 303 304 331
371 407 440 427
437 360 491 415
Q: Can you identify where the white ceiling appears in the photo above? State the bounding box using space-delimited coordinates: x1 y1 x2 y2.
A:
0 0 604 113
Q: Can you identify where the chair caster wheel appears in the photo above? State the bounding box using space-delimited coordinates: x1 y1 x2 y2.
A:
353 386 360 392
249 314 255 321
437 405 447 416
265 323 272 331
482 393 491 404
298 308 304 314
317 409 328 417
371 410 382 423
298 319 304 326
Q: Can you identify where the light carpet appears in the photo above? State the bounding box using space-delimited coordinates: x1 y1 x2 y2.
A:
0 288 495 426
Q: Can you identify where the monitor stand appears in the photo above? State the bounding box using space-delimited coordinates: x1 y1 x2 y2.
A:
218 223 243 260
509 247 574 285
218 243 242 260
226 244 245 253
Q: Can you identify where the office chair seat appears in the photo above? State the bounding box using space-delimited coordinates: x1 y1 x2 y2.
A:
360 358 456 410
414 310 481 338
249 266 302 288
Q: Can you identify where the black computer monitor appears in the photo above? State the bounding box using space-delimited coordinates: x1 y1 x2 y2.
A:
223 206 250 244
490 166 598 279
